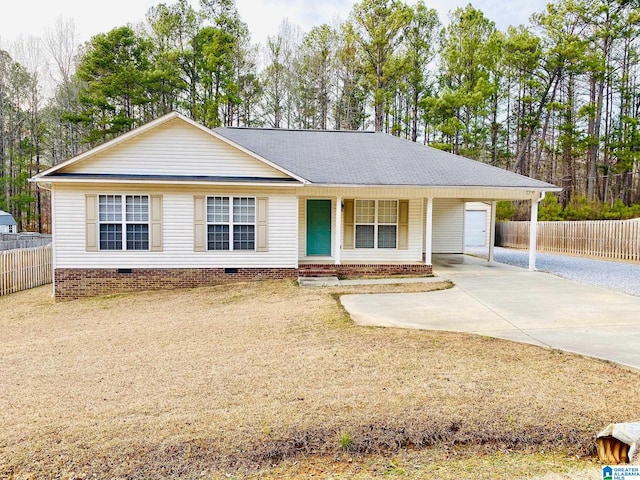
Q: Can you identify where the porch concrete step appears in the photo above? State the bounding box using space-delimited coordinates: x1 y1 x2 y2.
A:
298 276 341 287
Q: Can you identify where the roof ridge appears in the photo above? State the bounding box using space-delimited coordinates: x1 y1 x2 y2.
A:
220 126 375 133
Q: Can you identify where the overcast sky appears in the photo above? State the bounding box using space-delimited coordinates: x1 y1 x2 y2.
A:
0 0 548 51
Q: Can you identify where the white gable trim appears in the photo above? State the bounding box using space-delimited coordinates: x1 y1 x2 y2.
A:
33 177 301 188
31 112 308 184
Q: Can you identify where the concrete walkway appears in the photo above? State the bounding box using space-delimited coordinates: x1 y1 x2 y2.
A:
341 254 640 370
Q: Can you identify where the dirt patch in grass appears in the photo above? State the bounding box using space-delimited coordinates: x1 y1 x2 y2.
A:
248 449 601 479
1 280 638 479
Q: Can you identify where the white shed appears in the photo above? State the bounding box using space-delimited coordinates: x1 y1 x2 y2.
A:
0 210 17 233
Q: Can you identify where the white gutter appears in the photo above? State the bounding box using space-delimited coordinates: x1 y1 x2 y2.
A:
30 178 303 188
306 183 562 192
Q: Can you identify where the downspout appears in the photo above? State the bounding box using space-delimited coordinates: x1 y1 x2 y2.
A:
528 192 546 271
334 196 342 266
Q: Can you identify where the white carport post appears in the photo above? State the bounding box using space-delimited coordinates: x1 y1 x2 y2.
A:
334 196 342 265
488 201 496 262
528 192 545 271
425 197 433 265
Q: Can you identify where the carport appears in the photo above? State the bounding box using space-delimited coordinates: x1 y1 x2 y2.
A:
433 193 551 271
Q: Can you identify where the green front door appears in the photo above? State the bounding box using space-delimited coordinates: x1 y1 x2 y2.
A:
307 199 332 256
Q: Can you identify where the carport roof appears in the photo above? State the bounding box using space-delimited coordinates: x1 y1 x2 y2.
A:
215 126 559 190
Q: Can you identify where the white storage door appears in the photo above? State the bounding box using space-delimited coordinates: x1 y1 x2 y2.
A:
464 210 487 247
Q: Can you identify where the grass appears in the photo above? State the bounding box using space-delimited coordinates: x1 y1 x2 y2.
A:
339 432 354 452
0 280 637 479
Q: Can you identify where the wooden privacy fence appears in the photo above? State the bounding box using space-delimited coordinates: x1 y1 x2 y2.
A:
0 245 52 296
496 219 640 262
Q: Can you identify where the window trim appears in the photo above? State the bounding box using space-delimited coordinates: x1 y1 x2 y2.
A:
206 195 257 252
354 199 399 249
97 194 150 251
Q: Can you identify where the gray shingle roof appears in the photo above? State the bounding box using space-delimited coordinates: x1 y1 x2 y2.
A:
215 127 557 189
0 210 16 226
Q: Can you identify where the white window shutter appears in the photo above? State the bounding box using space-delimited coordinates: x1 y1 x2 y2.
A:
194 196 206 252
398 200 409 250
150 195 163 252
85 194 98 252
256 197 268 252
343 199 354 249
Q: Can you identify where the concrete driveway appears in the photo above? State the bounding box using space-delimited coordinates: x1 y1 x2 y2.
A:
341 254 640 370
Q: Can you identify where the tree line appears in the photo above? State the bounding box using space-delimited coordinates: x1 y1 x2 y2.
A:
1 0 639 231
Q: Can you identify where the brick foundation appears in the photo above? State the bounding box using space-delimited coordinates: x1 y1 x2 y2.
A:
299 263 433 278
54 263 433 300
54 267 298 301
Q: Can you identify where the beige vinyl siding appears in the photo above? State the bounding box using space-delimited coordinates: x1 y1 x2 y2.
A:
60 118 289 179
432 198 464 253
54 185 297 268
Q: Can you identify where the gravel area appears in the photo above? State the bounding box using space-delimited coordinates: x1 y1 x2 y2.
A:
465 246 640 297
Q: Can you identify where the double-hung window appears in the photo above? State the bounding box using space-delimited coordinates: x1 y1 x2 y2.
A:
355 199 398 249
98 195 149 250
206 196 255 251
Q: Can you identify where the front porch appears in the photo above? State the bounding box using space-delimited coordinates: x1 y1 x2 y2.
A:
298 194 435 269
298 188 547 274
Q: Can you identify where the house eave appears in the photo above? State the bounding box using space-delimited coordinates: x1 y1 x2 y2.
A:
306 183 562 193
31 174 303 188
32 175 561 195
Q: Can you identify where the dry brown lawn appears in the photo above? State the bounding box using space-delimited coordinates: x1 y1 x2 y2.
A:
1 280 638 479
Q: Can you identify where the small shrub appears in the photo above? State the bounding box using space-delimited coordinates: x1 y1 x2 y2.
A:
339 431 353 451
538 194 563 221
